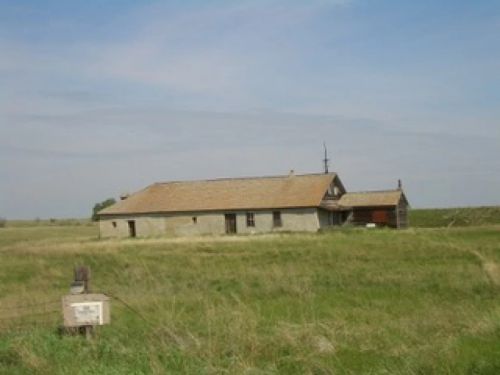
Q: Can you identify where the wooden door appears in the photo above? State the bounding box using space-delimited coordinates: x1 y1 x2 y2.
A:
372 210 388 223
225 214 237 234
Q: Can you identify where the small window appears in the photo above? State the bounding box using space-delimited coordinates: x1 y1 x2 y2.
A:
112 221 117 228
192 216 197 224
246 212 255 227
273 211 282 227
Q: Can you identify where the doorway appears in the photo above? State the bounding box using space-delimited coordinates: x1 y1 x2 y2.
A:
224 214 237 234
372 210 388 224
127 220 136 238
330 212 343 225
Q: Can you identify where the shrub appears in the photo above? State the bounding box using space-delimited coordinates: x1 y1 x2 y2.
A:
0 217 6 228
92 198 116 221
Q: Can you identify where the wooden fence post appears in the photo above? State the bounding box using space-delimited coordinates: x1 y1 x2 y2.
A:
74 266 91 293
77 266 92 339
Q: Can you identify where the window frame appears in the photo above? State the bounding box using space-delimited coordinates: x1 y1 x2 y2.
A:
246 212 255 227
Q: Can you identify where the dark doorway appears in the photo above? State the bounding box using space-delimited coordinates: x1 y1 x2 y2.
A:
272 211 282 227
225 214 237 234
330 211 351 226
330 212 342 225
127 220 136 238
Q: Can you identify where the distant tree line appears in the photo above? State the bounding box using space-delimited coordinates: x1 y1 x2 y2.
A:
91 198 116 221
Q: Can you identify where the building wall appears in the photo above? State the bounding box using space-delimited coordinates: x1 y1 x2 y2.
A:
99 207 320 238
98 216 166 238
350 207 398 228
317 209 353 228
396 200 409 228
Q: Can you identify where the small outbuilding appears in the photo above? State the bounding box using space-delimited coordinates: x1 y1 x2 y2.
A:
338 189 409 228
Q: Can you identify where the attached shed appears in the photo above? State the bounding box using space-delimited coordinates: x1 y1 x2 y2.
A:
338 190 409 228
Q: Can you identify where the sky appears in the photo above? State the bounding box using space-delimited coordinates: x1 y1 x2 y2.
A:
1 0 499 219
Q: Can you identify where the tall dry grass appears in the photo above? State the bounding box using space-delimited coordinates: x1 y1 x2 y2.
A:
0 224 499 373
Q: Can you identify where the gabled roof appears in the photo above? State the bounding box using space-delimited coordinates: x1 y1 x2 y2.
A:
339 189 407 208
99 173 336 216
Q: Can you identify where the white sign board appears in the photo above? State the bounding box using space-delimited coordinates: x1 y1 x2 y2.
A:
71 302 103 325
62 294 110 327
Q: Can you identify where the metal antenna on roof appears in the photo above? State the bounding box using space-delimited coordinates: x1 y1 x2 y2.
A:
323 142 330 174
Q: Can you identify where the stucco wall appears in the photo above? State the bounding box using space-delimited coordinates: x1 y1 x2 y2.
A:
99 216 166 238
99 207 320 238
238 207 320 234
165 212 225 236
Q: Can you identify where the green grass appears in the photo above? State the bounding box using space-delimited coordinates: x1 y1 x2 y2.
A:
0 222 499 374
410 206 500 228
0 225 97 247
5 218 94 228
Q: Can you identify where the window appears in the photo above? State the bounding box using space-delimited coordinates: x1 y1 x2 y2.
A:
192 216 198 224
273 211 282 227
112 221 117 228
246 212 255 227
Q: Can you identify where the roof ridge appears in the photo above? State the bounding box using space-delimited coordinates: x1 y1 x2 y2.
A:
153 172 336 185
346 189 401 194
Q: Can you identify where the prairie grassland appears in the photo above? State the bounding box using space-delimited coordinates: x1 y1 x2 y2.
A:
410 206 500 228
0 224 499 374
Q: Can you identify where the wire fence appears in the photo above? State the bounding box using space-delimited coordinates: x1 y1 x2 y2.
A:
0 266 153 334
0 299 60 312
0 298 62 332
0 294 148 333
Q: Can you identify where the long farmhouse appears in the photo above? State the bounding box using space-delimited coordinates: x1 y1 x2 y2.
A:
97 172 409 238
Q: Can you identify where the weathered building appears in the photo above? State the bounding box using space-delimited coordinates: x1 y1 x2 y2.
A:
338 190 409 228
97 172 409 238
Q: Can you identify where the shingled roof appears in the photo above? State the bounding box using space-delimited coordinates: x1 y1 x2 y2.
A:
339 189 407 208
99 173 336 216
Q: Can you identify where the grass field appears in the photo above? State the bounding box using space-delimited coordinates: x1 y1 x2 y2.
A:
0 220 499 373
410 206 500 228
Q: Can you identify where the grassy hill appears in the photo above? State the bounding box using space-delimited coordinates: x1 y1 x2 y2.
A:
409 206 500 228
0 223 499 374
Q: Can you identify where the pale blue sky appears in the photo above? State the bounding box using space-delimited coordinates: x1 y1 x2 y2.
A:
1 0 499 219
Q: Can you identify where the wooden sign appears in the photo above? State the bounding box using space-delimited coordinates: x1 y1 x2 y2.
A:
62 293 110 328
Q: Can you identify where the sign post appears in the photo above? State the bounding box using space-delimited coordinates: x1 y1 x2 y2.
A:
62 266 110 339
